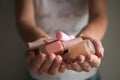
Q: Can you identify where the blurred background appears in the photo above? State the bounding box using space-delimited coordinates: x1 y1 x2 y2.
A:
0 0 120 80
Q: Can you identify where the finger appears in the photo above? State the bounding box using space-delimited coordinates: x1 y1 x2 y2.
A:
65 55 85 65
81 36 104 58
87 55 101 68
71 62 83 72
59 61 66 73
66 63 72 70
76 55 85 63
91 40 104 58
25 51 36 66
48 55 62 75
38 53 56 76
30 53 46 72
80 60 92 72
65 55 85 70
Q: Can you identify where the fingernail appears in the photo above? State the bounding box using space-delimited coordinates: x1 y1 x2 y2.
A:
98 50 103 58
86 55 93 62
99 53 103 58
100 47 104 56
41 54 46 61
76 57 82 62
100 49 104 58
55 56 62 64
88 57 93 62
49 53 55 60
61 64 65 68
78 56 85 63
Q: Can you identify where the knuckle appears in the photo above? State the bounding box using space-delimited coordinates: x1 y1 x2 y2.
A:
81 62 92 72
48 71 56 75
92 60 101 68
48 54 56 61
85 68 91 72
83 66 91 72
30 66 36 72
39 54 46 62
59 68 65 73
29 61 37 72
75 67 83 72
38 72 44 76
38 69 46 76
95 62 100 68
85 67 91 72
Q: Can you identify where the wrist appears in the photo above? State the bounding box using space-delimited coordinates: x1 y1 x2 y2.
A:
77 26 100 40
23 27 52 43
36 27 52 39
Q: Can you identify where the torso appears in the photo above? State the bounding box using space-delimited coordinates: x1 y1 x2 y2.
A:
31 0 97 80
34 0 88 38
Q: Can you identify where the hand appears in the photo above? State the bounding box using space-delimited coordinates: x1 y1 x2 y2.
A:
66 36 104 72
25 38 66 75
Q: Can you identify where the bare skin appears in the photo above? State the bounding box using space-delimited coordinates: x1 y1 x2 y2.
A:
15 0 108 75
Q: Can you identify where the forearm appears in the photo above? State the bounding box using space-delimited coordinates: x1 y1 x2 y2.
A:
16 20 51 42
77 0 108 40
15 0 51 43
77 16 108 40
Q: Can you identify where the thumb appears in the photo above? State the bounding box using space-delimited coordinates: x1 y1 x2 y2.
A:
56 31 75 41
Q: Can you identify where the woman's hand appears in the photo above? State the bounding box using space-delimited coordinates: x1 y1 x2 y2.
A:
56 32 104 72
66 36 104 72
25 38 66 76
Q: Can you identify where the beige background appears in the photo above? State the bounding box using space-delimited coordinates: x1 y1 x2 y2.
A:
0 0 120 80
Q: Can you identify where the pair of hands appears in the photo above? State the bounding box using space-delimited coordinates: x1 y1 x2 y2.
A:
25 32 104 76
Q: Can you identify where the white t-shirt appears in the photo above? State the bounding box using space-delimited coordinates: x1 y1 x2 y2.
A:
35 0 89 38
30 0 97 80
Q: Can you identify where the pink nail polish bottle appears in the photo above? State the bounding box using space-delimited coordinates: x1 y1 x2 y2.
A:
27 37 95 60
